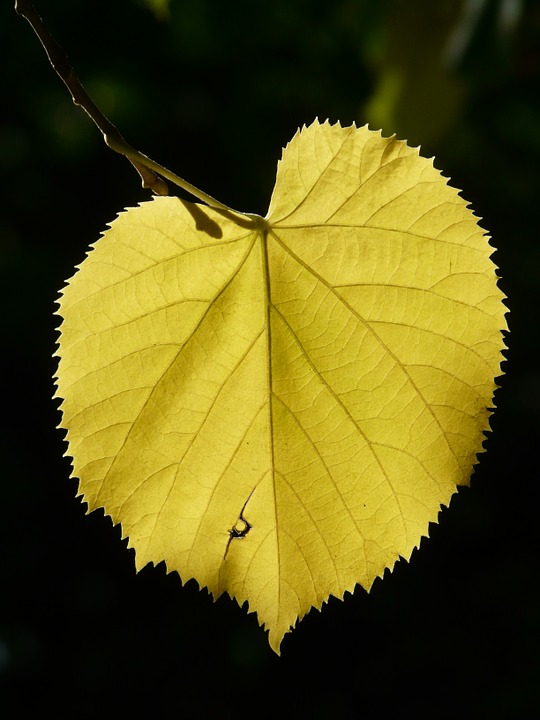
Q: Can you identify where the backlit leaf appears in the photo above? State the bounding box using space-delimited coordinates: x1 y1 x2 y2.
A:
55 120 506 653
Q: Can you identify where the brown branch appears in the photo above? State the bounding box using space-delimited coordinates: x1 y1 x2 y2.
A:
15 0 169 195
15 0 253 217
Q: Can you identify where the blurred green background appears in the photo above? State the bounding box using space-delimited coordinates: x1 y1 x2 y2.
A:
1 0 539 716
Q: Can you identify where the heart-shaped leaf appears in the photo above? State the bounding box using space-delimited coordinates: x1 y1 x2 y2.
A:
56 121 506 653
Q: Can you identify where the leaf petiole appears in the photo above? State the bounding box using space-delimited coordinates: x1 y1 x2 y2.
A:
15 0 245 218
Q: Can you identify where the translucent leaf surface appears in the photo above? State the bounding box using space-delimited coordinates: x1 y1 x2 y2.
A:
55 121 506 653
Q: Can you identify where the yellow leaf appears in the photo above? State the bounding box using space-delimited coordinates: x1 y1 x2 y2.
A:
55 120 506 653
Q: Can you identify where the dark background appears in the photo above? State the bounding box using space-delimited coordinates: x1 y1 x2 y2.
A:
1 0 539 716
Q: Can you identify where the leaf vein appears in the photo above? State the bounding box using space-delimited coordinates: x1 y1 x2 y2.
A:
273 394 368 575
95 234 258 498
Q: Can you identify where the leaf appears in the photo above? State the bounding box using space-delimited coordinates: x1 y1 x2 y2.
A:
55 120 506 653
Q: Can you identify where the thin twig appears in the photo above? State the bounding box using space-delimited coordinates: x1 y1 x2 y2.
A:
15 0 244 215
